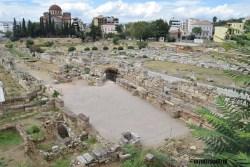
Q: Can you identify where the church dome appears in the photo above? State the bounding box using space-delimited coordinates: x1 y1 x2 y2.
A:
49 4 62 11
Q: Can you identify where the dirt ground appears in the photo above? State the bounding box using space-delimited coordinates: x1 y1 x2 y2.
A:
54 80 190 147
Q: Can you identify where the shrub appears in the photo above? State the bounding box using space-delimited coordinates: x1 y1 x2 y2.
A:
26 125 40 134
92 46 98 50
137 41 148 49
113 47 117 50
43 41 54 47
68 46 76 52
26 39 34 48
167 37 176 42
103 46 109 50
5 43 13 48
30 45 44 53
118 46 124 50
84 47 90 51
127 46 134 49
113 36 120 45
52 90 60 98
84 67 90 74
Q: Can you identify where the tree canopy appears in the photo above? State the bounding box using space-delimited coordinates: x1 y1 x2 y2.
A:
192 27 202 35
126 19 169 41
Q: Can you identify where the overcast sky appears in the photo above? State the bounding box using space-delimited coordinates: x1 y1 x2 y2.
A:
0 0 249 23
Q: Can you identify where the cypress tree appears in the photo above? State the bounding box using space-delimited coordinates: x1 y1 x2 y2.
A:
22 18 27 37
27 20 32 37
13 18 18 40
40 17 45 37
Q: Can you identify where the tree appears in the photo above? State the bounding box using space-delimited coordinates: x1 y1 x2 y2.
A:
213 16 218 35
244 20 250 33
39 17 45 37
150 19 169 41
27 20 32 37
128 21 151 41
21 18 27 37
12 18 19 40
213 16 218 24
192 27 202 37
89 24 102 41
116 24 124 33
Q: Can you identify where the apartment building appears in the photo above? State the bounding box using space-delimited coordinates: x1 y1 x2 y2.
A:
182 18 213 39
0 21 13 32
93 15 119 27
214 22 245 42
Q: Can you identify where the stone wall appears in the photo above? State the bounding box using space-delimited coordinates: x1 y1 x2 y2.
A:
87 64 217 125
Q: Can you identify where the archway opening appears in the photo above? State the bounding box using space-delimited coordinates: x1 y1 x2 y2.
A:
104 68 118 82
57 124 69 139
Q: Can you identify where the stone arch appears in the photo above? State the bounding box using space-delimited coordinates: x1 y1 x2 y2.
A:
104 67 118 82
57 124 69 139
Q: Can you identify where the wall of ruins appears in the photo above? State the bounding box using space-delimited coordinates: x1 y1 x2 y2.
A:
107 65 216 125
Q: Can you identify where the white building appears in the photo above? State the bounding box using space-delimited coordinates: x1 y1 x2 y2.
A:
0 21 13 33
72 17 86 32
0 81 5 103
101 24 117 35
169 17 182 28
182 18 213 39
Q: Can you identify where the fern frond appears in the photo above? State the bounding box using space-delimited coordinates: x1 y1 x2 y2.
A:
189 124 240 153
195 107 235 138
224 70 250 86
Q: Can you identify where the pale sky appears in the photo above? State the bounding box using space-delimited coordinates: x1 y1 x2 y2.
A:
0 0 249 23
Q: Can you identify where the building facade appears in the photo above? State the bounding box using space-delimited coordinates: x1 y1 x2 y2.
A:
182 18 213 39
101 24 117 35
0 21 13 33
40 4 71 28
213 27 229 42
93 15 119 35
93 15 119 27
214 22 245 42
72 17 86 32
169 17 182 28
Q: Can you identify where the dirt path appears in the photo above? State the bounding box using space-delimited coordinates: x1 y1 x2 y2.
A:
54 80 190 147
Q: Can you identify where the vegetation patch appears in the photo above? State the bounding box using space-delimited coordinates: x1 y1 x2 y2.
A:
84 47 90 51
51 157 71 167
103 46 109 50
68 46 76 52
26 125 45 142
0 129 23 150
92 46 98 51
122 145 176 167
137 41 148 49
144 61 236 86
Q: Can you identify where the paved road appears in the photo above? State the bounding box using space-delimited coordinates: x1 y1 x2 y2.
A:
54 80 190 147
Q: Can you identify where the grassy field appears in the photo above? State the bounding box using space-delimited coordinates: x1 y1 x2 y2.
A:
144 61 237 86
0 129 23 150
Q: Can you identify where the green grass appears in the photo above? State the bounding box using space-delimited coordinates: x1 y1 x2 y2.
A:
37 142 54 151
26 125 45 142
86 136 97 145
51 157 71 167
0 129 23 150
144 60 236 86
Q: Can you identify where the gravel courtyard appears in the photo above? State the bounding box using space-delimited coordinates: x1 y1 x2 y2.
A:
55 80 189 146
